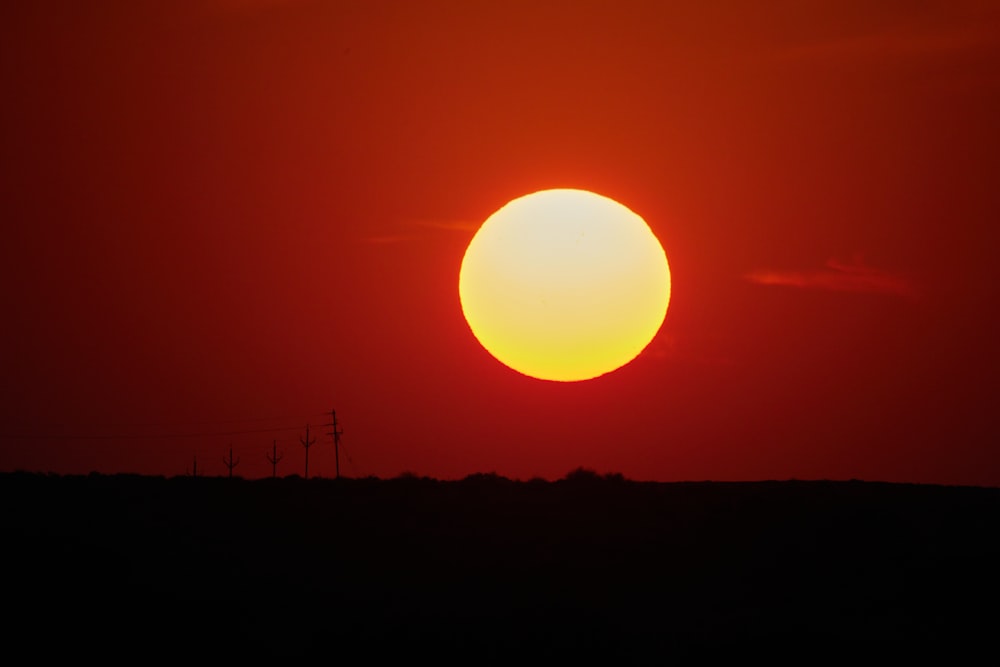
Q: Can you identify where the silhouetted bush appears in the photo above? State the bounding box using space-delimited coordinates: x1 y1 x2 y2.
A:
562 467 602 483
461 472 512 484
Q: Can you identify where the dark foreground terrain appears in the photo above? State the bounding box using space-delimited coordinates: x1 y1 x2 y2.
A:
3 470 999 658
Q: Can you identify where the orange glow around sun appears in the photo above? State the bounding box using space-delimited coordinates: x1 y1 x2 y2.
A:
459 189 671 382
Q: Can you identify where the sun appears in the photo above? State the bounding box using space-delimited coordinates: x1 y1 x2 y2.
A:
459 188 671 382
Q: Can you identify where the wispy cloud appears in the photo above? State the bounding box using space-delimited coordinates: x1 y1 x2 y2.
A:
362 219 479 245
774 6 1000 64
408 219 479 233
646 333 736 368
361 234 415 245
212 0 305 11
745 257 916 299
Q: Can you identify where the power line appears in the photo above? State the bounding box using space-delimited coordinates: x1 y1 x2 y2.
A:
76 412 323 427
324 408 344 480
300 424 317 480
265 440 284 479
0 411 330 431
0 424 306 440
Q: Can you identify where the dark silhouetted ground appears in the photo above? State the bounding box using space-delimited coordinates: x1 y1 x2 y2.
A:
3 470 998 658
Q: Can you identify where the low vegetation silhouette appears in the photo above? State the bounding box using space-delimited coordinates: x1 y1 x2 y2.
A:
2 469 998 657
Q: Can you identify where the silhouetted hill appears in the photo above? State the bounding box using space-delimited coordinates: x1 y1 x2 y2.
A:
3 471 998 658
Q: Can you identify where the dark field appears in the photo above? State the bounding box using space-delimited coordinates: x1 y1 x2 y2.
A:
3 471 998 658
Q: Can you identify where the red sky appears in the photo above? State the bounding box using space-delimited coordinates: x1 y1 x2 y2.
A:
2 0 999 485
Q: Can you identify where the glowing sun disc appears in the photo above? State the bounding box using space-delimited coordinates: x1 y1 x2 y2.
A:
459 188 671 382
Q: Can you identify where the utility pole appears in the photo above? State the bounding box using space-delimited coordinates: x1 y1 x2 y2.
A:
265 439 284 479
223 443 240 479
324 408 344 480
191 456 198 477
300 424 316 479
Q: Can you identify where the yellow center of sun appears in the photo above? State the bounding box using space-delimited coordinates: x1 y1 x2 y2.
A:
459 188 671 382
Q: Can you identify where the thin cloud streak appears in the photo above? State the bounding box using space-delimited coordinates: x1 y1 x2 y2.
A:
362 234 415 245
213 0 307 12
745 258 916 299
773 5 1000 64
409 219 479 233
782 26 997 62
363 219 479 244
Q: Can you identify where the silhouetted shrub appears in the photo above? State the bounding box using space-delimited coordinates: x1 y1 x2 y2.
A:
461 472 512 484
393 471 435 484
562 467 601 483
